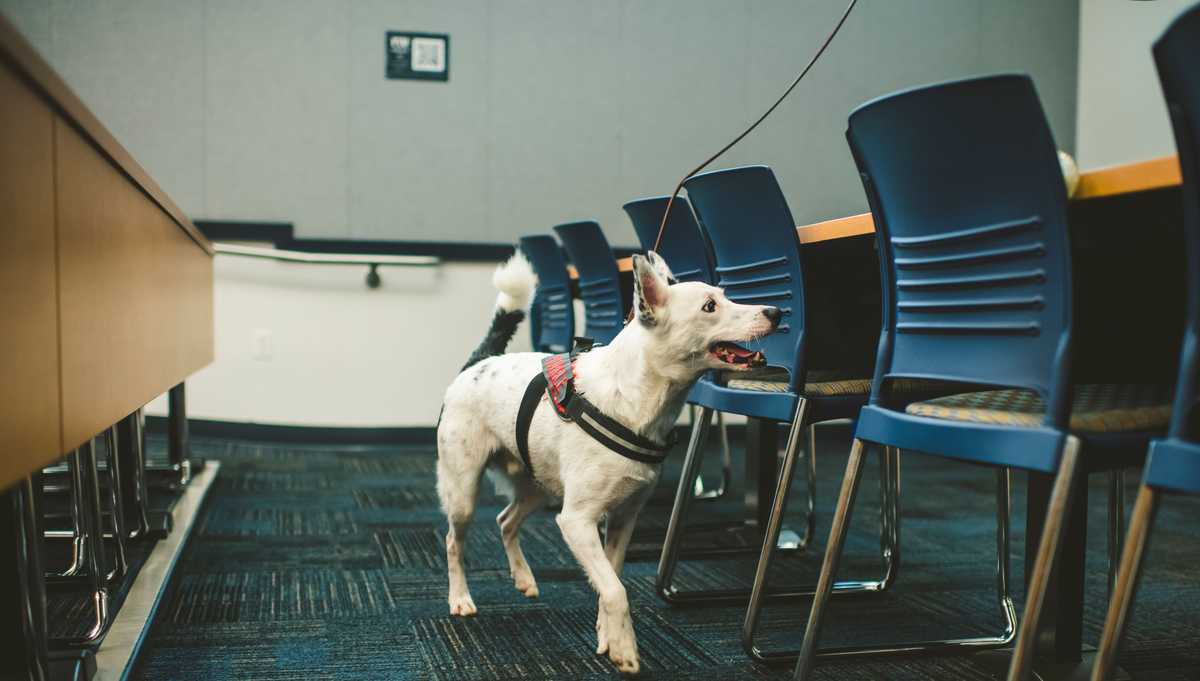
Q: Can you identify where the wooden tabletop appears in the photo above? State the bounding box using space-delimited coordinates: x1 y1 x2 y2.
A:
582 154 1183 278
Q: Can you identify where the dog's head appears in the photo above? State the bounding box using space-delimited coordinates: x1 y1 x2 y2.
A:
630 251 781 373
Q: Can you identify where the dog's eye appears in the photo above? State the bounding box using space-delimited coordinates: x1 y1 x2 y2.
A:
702 299 716 313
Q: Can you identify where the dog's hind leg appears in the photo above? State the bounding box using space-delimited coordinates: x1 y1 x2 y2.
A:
497 477 546 598
436 417 492 617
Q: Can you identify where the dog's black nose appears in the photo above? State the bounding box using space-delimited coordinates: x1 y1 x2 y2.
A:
763 307 782 327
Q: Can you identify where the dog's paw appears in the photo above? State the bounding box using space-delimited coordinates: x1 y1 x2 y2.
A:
515 579 539 599
512 571 539 599
605 613 639 674
608 648 639 675
448 593 477 616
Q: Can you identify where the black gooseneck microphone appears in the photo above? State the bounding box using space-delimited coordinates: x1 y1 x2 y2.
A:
650 0 860 254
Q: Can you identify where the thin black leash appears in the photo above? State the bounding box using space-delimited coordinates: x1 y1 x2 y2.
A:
650 0 859 254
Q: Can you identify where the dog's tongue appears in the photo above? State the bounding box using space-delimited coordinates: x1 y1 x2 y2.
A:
714 341 767 367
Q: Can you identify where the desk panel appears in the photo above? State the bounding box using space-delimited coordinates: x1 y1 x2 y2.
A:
56 122 214 452
0 62 61 491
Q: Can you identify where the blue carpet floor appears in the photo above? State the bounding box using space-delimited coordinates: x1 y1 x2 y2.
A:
130 428 1200 680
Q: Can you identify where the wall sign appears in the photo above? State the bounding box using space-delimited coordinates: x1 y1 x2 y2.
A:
386 31 449 82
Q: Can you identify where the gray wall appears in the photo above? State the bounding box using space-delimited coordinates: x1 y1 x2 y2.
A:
1076 0 1192 170
2 0 1079 246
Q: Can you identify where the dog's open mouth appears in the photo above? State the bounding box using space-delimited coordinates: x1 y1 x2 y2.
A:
709 341 766 369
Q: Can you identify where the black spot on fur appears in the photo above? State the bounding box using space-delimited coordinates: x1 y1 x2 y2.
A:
460 309 525 372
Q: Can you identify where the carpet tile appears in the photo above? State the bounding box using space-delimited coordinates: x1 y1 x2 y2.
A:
130 430 1200 680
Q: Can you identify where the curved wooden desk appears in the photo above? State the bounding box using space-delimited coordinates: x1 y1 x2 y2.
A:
578 154 1183 279
0 15 214 493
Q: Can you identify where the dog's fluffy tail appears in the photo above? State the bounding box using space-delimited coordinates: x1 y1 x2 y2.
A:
459 252 538 372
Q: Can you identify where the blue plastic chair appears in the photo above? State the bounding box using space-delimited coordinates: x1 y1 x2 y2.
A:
623 195 715 284
624 196 732 501
1091 8 1200 681
519 235 574 354
553 221 625 345
793 75 1173 681
652 167 898 634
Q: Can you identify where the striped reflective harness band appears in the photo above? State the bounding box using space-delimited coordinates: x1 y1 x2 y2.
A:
515 341 676 475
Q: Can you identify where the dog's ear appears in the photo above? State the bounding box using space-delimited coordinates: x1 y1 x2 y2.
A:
632 253 669 325
645 250 676 285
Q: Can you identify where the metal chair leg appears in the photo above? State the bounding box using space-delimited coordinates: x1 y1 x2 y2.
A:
45 429 130 579
743 417 902 662
46 441 111 646
149 382 192 489
877 445 901 589
802 422 818 547
3 477 50 681
51 450 89 578
660 400 817 605
693 411 733 500
994 467 1018 645
657 406 713 599
1089 484 1158 681
793 438 868 679
792 443 1020 678
1006 435 1083 681
1107 469 1127 597
101 427 129 579
116 409 152 539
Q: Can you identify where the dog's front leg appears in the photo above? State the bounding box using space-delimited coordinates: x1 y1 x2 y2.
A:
557 506 639 675
597 487 652 657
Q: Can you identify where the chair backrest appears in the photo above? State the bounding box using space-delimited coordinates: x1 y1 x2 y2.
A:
553 221 624 345
683 166 807 391
623 196 715 284
846 74 1074 424
1154 4 1200 440
519 235 574 353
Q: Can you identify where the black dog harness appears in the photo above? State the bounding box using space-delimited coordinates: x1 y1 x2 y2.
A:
515 340 676 474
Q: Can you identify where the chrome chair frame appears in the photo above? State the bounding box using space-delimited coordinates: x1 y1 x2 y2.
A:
5 476 50 681
44 440 112 646
45 427 131 582
656 398 900 610
687 406 733 501
742 431 906 663
1089 483 1158 681
792 437 1070 680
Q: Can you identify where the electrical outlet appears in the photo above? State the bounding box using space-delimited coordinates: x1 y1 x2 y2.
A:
252 329 273 361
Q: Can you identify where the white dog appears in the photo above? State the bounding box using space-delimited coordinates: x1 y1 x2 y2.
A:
437 250 781 674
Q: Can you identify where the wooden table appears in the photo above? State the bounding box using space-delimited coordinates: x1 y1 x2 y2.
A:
0 14 214 681
576 154 1181 278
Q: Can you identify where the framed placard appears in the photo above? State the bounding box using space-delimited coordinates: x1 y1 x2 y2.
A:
386 31 449 82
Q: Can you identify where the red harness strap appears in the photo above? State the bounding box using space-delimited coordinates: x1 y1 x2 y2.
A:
542 353 575 419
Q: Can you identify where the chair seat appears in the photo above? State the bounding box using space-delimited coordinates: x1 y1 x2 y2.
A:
905 384 1173 433
723 369 871 397
724 370 955 398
